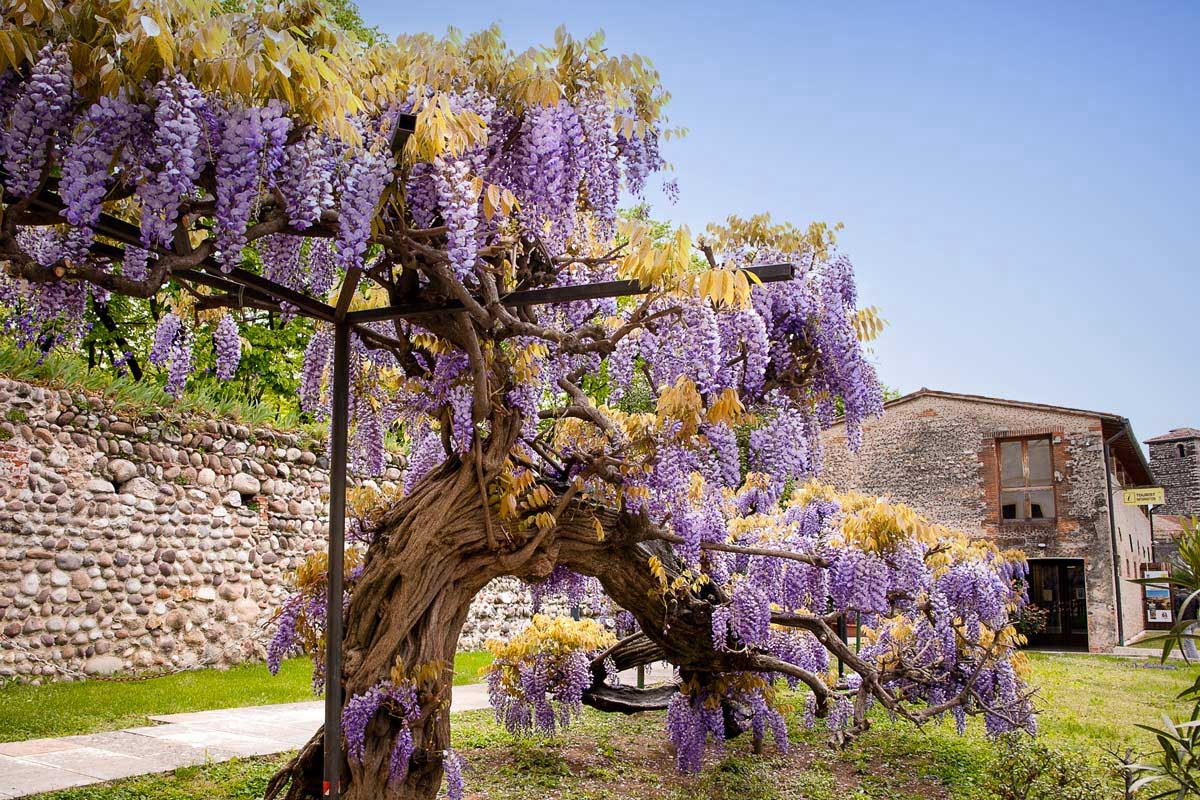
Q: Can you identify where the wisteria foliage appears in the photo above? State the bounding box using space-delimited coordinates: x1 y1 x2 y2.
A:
0 4 1033 794
496 486 1034 773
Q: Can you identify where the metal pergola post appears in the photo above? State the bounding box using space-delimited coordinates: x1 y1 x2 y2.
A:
836 613 847 677
323 320 351 799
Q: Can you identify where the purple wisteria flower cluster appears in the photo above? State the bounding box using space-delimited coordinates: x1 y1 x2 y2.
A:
213 314 241 380
484 616 613 738
486 647 594 737
522 485 1034 773
148 313 192 398
342 678 420 783
2 43 74 198
340 670 466 798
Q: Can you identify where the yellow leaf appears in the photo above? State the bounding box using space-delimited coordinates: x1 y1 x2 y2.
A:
0 33 16 70
154 32 174 69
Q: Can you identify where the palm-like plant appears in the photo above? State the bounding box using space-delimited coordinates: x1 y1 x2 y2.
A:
1124 518 1200 798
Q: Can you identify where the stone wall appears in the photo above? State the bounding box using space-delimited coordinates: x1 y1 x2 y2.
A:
457 577 583 652
819 392 1152 652
0 376 543 682
1148 435 1200 517
1113 478 1157 636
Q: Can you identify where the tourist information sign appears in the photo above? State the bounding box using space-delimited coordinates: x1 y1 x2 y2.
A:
1123 486 1165 506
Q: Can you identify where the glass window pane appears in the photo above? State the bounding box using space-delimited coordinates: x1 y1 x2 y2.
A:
1000 441 1025 488
1028 489 1055 519
1028 439 1052 485
1001 490 1023 520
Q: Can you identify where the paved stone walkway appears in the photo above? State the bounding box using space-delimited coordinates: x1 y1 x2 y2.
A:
0 684 492 799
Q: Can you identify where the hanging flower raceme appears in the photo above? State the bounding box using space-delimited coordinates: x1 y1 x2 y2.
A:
213 102 291 271
2 43 74 198
138 75 207 249
148 312 193 398
59 91 141 260
484 616 614 737
335 146 394 273
213 314 242 380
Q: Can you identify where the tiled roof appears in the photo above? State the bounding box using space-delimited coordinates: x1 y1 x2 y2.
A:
884 387 1127 421
1146 428 1200 443
1155 515 1191 532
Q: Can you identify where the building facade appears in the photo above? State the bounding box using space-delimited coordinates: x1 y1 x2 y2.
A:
1146 428 1200 519
819 389 1155 653
1145 428 1200 565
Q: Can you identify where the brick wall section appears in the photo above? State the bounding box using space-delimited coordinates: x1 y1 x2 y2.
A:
820 393 1151 652
1148 436 1200 517
0 376 551 682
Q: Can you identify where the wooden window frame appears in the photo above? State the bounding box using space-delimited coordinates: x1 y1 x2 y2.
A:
996 435 1057 523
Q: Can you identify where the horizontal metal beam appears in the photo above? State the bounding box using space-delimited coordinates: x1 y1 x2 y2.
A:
214 266 337 322
345 262 797 324
4 176 795 337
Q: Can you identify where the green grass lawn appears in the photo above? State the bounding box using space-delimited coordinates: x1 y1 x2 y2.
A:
17 651 1199 800
452 650 494 686
1023 651 1194 751
0 652 493 743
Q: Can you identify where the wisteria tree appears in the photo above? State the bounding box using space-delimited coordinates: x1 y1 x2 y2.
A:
0 3 1036 799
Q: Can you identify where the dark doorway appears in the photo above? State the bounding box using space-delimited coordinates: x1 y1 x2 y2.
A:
1026 559 1089 650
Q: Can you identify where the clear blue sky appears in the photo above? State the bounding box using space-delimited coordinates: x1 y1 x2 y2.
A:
360 0 1199 445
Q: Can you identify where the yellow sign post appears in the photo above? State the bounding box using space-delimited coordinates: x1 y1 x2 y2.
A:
1123 486 1165 506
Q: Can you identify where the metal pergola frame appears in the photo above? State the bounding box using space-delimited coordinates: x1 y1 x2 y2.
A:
4 163 796 798
321 261 795 798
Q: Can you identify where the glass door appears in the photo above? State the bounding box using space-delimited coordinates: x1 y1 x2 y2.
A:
1064 562 1089 648
1026 560 1089 650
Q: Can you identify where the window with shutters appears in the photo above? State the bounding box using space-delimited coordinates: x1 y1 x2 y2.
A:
998 437 1056 521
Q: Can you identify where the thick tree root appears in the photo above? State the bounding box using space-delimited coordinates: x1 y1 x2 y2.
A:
264 727 324 800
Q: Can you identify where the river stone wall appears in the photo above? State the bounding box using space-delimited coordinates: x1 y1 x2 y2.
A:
0 376 541 682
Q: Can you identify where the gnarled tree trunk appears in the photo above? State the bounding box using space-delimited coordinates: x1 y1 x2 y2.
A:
268 455 751 800
267 455 516 799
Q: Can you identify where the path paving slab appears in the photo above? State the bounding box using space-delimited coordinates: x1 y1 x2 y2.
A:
0 739 76 758
0 670 668 798
0 755 94 799
123 725 285 758
15 745 163 782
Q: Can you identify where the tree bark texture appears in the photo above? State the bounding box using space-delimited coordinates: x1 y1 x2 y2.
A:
268 450 758 800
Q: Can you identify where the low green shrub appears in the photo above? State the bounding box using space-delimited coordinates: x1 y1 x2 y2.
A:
984 733 1116 800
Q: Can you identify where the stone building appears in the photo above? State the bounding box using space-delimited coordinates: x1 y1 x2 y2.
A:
819 388 1155 653
1145 428 1200 564
1146 428 1200 518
